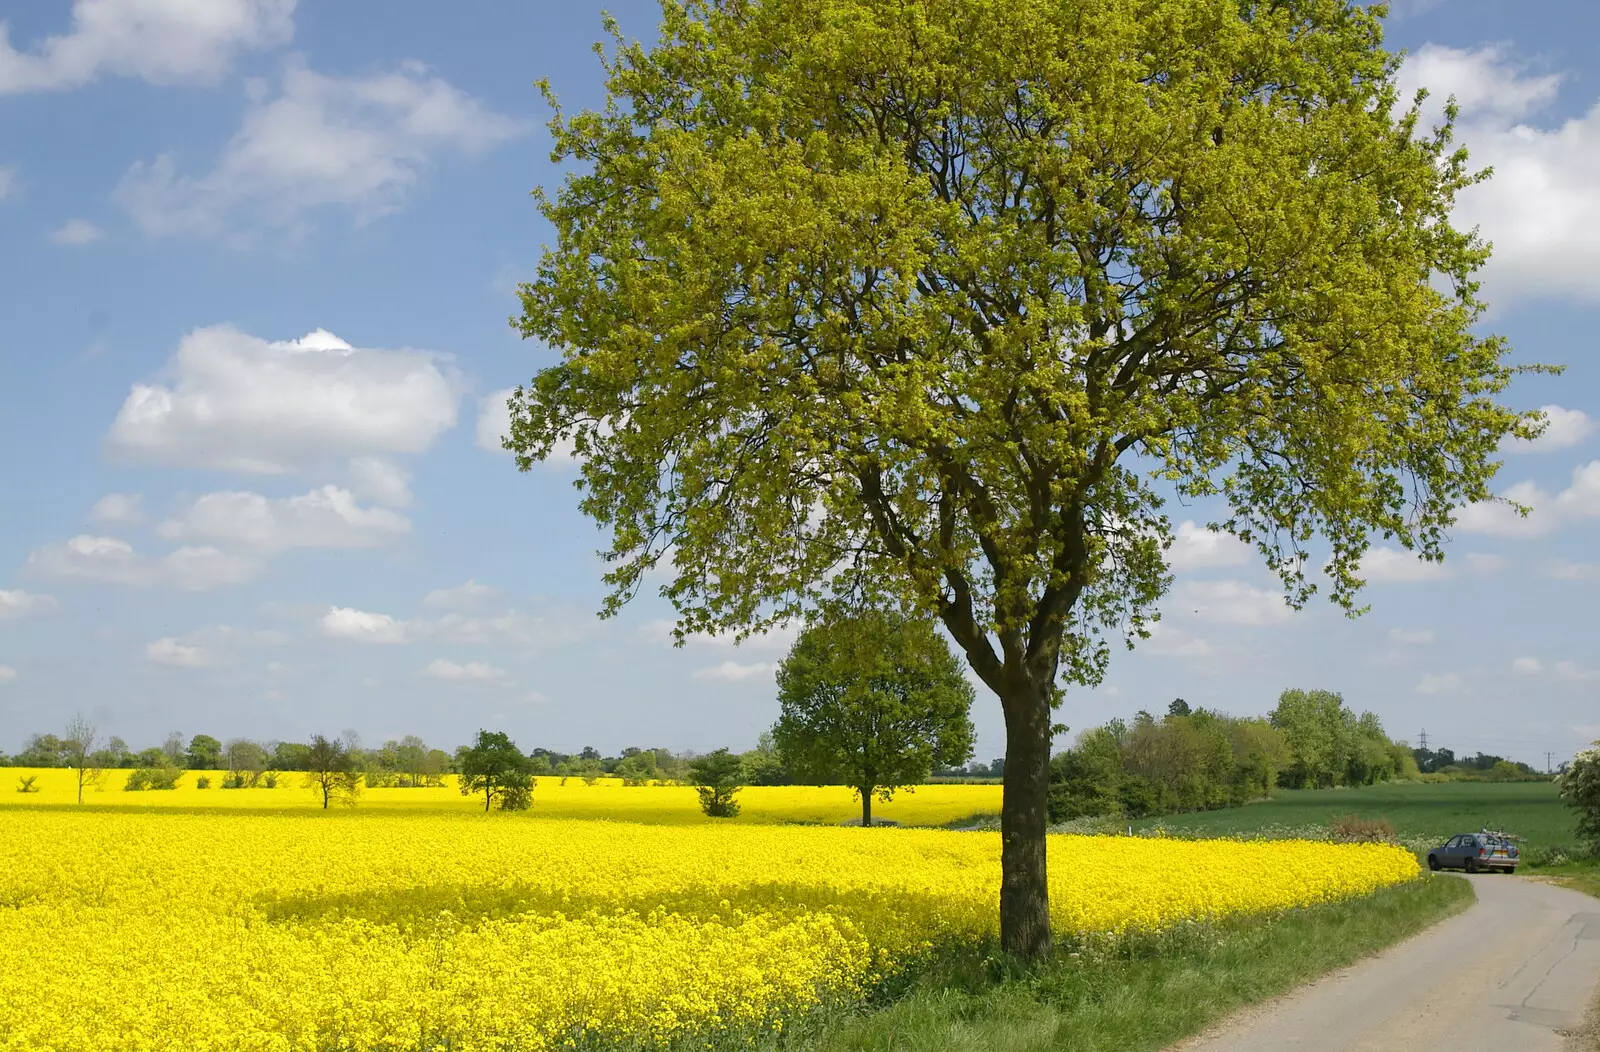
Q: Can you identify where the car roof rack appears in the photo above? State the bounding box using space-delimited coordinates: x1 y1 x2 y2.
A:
1479 827 1525 841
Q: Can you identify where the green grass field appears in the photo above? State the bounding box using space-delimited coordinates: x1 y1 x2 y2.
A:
1132 781 1580 854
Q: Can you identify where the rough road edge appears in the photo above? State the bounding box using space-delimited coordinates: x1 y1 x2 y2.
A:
1566 994 1600 1052
1552 874 1600 1052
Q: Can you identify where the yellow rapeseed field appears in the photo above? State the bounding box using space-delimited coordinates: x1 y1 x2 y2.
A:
0 772 1419 1052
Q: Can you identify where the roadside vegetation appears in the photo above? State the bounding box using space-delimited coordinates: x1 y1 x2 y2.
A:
743 875 1473 1052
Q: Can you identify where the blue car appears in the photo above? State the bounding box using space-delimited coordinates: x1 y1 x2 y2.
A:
1426 831 1519 874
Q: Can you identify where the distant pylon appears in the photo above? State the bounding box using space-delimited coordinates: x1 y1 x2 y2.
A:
1419 728 1429 752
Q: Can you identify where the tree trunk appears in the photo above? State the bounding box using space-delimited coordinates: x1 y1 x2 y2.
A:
861 787 872 827
999 680 1053 958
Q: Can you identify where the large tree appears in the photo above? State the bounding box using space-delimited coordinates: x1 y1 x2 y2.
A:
774 612 975 825
507 0 1538 956
185 734 223 771
458 730 535 812
688 748 745 817
303 735 360 810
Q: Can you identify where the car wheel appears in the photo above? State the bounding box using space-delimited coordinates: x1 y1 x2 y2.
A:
1505 867 1516 875
1428 855 1440 872
1466 857 1478 874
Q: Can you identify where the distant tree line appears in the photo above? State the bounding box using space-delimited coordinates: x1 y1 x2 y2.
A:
0 725 820 795
1052 690 1427 823
4 610 981 826
1412 746 1543 781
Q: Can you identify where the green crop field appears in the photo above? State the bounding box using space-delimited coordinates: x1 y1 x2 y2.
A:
1132 781 1581 853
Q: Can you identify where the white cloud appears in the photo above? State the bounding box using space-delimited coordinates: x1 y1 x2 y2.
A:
1385 0 1445 16
1455 461 1600 539
1555 662 1600 683
0 165 16 200
1394 45 1600 302
117 58 525 241
318 606 409 645
476 386 581 465
1171 580 1293 627
1559 461 1600 517
1519 657 1600 683
1543 559 1599 580
1454 482 1549 537
640 618 798 653
1143 623 1214 659
692 660 778 682
0 666 15 683
419 658 509 684
428 610 588 648
1355 546 1503 582
24 535 259 590
0 0 293 93
107 325 460 474
50 218 102 245
347 457 412 507
423 579 496 608
88 492 143 524
0 588 57 619
313 601 588 650
146 637 211 668
1387 628 1435 647
1357 546 1452 583
1510 406 1595 453
1167 520 1252 570
1414 672 1464 696
158 485 410 553
476 387 515 453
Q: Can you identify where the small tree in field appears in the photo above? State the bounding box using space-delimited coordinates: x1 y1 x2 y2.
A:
62 715 103 804
689 749 743 818
303 735 360 809
1559 742 1600 850
459 730 535 812
775 612 975 826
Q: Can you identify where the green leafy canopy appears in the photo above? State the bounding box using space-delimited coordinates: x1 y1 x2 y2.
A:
509 0 1545 700
774 612 976 803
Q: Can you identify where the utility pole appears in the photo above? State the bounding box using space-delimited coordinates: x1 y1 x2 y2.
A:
1547 752 1554 775
1418 728 1428 752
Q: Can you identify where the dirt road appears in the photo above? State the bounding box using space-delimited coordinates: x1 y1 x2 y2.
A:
1171 875 1600 1052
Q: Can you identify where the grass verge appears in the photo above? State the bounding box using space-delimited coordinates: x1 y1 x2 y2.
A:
750 875 1473 1052
1130 781 1571 853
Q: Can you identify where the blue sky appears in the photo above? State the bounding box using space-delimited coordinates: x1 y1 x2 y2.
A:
0 0 1596 768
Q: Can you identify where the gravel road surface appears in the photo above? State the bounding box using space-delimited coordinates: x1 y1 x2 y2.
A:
1170 874 1600 1052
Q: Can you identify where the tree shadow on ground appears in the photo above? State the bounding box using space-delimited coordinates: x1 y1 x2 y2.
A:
254 879 963 935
